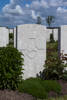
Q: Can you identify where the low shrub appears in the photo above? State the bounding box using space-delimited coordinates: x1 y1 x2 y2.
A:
62 71 67 81
0 47 24 90
37 58 65 80
18 78 61 99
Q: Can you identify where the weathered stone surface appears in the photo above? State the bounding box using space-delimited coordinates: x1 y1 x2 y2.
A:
61 25 67 55
54 29 58 41
0 27 9 47
60 25 67 65
14 27 16 48
15 24 46 79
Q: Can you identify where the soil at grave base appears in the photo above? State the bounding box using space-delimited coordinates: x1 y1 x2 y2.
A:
0 90 36 100
0 80 67 100
48 80 67 98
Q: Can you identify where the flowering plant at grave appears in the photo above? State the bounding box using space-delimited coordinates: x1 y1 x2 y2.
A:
60 50 67 64
37 53 67 80
37 42 67 80
60 51 67 80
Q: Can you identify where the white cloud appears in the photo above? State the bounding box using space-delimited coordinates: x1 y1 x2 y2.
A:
31 1 40 9
11 0 14 4
57 7 67 13
41 0 49 8
25 4 30 8
31 10 37 19
0 0 67 27
3 4 24 15
15 5 24 15
31 0 49 9
49 0 63 7
63 2 67 6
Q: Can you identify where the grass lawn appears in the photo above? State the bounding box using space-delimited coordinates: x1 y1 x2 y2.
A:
18 78 61 99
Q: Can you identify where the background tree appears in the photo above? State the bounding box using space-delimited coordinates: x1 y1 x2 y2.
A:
46 16 55 27
37 16 42 24
46 16 55 42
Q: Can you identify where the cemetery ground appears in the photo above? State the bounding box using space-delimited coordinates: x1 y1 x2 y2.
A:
0 41 67 100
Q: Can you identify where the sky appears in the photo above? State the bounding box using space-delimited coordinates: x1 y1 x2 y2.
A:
0 0 67 27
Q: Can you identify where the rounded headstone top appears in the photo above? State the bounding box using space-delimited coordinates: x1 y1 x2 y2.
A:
17 24 46 29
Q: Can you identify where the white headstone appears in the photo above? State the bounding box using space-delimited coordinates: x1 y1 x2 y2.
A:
16 24 46 79
14 27 16 48
0 27 9 47
61 25 67 55
53 29 58 41
60 25 67 65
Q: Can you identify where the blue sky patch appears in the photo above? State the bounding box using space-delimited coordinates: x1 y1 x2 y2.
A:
0 0 67 27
